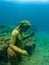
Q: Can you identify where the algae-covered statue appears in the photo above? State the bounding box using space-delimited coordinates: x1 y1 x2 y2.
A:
7 20 36 65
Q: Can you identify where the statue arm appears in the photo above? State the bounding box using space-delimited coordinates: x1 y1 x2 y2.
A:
23 31 35 40
10 30 28 55
10 44 28 55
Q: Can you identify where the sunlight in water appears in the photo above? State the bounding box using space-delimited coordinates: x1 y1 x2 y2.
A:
5 0 49 2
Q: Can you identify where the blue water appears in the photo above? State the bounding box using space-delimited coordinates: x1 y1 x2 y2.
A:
0 1 49 32
0 1 49 65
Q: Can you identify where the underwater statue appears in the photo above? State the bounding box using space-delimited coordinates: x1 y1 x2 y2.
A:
7 20 36 65
0 20 36 65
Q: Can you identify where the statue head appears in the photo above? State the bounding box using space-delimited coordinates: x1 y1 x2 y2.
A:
19 20 31 32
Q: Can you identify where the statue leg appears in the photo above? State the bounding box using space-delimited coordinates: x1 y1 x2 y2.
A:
7 47 22 65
